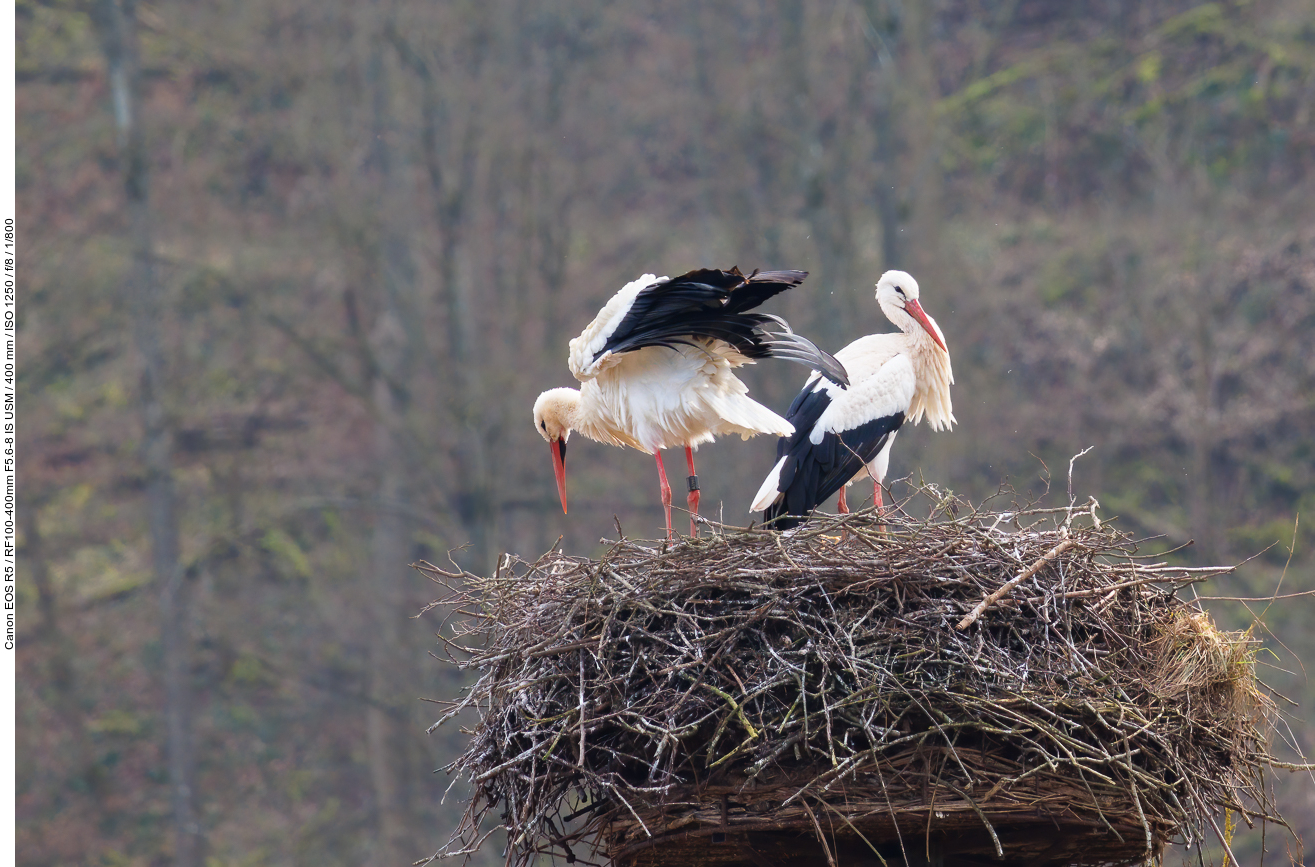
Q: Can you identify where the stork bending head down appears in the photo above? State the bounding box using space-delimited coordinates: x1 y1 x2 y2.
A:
534 266 847 539
751 270 955 529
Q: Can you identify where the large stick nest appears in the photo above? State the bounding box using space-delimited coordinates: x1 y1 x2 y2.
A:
421 493 1287 867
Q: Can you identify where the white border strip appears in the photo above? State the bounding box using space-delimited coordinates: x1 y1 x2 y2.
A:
2 0 17 858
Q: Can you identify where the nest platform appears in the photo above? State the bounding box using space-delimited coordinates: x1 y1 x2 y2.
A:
422 498 1284 867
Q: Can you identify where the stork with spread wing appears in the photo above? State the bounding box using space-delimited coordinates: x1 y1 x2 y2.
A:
534 266 847 538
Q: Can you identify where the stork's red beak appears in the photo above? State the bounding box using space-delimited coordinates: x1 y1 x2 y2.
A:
905 299 948 353
550 439 568 514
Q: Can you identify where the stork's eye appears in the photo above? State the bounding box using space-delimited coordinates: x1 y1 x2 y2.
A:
895 286 906 298
540 421 547 431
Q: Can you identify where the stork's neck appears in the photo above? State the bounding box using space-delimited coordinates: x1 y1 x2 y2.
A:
884 302 955 431
559 383 632 449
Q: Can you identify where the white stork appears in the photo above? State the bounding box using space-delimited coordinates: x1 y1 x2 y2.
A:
750 270 954 529
534 267 848 538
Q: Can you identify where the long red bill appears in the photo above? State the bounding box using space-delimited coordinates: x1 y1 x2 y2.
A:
551 439 568 514
905 299 948 353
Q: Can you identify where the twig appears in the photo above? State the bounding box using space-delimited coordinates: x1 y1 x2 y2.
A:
956 539 1078 630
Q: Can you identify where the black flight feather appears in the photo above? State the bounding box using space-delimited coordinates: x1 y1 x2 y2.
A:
595 267 848 386
762 380 905 529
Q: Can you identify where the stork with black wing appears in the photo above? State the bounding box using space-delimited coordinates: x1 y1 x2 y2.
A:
752 270 955 530
534 266 847 538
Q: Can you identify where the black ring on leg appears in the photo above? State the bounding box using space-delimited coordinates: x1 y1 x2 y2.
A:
687 475 699 493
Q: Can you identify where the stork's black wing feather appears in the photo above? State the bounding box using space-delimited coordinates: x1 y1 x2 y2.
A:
762 382 905 530
595 267 848 386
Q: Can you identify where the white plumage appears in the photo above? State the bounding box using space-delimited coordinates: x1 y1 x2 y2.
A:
567 273 656 381
534 267 847 538
752 270 955 527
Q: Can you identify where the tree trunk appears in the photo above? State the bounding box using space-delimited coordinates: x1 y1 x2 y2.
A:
364 31 420 866
389 21 494 564
1189 270 1218 562
902 1 945 282
872 84 901 271
777 0 846 349
855 0 903 271
90 2 201 865
366 397 412 867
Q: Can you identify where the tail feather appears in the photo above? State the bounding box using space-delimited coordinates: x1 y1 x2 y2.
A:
750 456 788 514
761 498 804 530
710 394 794 439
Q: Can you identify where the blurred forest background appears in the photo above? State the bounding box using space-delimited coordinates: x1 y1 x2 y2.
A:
15 0 1315 865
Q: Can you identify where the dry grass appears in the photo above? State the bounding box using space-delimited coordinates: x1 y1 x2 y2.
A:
418 489 1289 867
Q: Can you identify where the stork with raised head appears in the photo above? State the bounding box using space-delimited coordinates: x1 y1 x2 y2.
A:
750 270 954 530
534 267 848 538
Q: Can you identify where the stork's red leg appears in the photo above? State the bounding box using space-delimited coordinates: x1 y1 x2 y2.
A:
684 446 700 537
835 485 852 543
655 452 674 539
873 481 884 512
